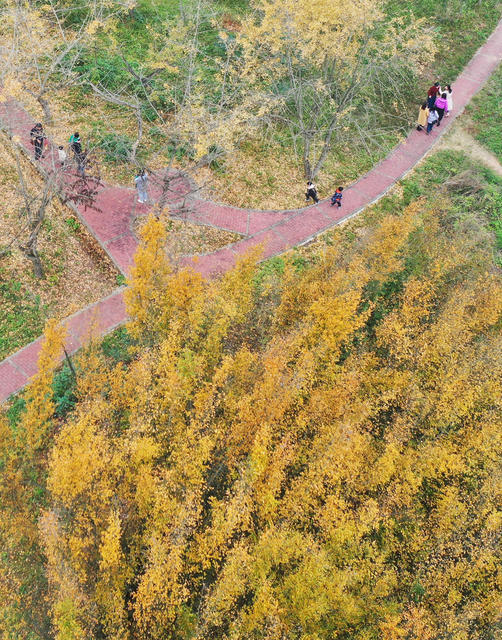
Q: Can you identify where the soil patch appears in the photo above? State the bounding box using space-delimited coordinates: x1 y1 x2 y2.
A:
440 121 502 177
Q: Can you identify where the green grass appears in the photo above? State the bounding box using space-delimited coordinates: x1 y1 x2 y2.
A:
394 150 502 265
0 276 49 360
401 150 502 264
292 148 502 269
386 0 502 84
468 63 502 161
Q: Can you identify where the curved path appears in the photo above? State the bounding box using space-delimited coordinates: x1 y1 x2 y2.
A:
1 19 502 402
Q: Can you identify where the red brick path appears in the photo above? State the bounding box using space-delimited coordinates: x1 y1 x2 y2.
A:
1 18 502 402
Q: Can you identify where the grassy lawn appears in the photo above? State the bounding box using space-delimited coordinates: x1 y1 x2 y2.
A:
0 134 118 360
270 148 502 273
387 0 502 82
461 61 502 252
467 62 502 161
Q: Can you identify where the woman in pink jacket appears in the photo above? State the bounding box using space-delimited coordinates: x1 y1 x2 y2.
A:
434 93 448 126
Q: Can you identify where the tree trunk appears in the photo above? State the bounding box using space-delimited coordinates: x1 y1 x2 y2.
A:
22 212 45 278
22 245 44 279
179 0 187 24
310 114 339 179
130 109 143 163
37 93 53 126
303 134 312 179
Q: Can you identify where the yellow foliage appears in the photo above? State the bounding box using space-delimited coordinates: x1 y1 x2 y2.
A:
3 192 498 640
125 214 171 342
22 319 65 453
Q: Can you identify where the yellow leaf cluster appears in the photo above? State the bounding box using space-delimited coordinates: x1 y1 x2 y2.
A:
2 192 501 639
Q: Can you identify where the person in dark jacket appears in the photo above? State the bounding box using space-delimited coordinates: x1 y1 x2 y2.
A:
427 82 441 109
69 132 82 157
30 123 45 160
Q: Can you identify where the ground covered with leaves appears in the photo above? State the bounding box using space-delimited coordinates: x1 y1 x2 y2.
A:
133 212 241 264
0 134 118 359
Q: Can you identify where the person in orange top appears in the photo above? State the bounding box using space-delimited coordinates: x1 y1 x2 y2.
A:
330 186 344 208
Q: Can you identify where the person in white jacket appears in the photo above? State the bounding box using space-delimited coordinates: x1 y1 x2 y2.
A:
426 109 439 134
445 84 453 116
135 169 149 204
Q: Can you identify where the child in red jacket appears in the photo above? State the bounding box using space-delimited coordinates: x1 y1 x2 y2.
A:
330 186 344 208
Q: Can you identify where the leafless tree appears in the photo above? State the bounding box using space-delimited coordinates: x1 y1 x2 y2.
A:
13 146 55 278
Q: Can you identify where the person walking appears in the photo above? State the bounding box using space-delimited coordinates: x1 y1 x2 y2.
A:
330 186 344 208
427 82 441 109
135 169 149 204
30 123 45 160
434 92 448 126
445 84 453 116
426 108 439 134
58 145 67 168
69 132 82 157
305 180 319 204
417 102 429 131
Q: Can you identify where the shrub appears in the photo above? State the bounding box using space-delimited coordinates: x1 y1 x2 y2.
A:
89 131 133 164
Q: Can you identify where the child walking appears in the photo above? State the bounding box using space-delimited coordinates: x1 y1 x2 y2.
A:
426 108 439 134
417 102 429 131
305 181 319 204
330 186 344 208
58 145 67 167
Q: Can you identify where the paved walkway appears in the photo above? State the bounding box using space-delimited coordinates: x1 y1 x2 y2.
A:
1 18 502 402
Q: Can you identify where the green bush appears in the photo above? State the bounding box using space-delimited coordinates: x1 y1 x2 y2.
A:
52 364 77 418
101 327 135 365
90 131 133 164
